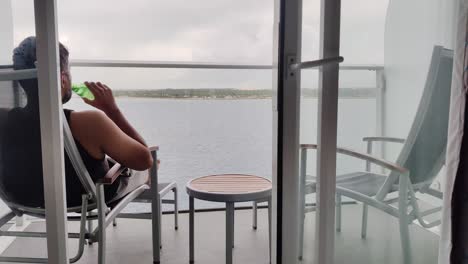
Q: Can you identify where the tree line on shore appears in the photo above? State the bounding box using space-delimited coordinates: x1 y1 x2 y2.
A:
112 88 375 99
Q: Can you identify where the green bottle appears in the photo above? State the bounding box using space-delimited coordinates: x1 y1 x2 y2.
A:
71 83 95 100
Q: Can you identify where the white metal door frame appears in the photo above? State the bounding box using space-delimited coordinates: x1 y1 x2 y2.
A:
315 0 342 263
34 0 70 263
273 0 342 263
272 0 302 263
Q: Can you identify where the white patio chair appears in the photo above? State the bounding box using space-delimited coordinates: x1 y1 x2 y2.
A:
298 45 453 263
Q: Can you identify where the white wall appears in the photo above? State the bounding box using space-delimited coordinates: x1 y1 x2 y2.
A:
383 0 455 157
0 0 14 217
0 0 13 65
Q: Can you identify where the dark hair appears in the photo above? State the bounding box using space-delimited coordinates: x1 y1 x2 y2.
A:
13 36 69 105
13 36 69 72
59 43 69 72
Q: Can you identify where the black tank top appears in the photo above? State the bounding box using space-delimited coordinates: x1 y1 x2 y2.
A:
1 109 119 208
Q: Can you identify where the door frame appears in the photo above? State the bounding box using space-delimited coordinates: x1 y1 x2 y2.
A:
35 0 70 263
272 0 302 262
273 0 342 263
315 0 341 263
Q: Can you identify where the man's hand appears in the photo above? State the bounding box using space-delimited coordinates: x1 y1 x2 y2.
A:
83 82 119 115
83 81 149 148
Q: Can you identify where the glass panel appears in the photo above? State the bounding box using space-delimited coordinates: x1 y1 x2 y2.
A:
12 1 275 212
66 68 273 210
331 0 454 263
298 0 454 263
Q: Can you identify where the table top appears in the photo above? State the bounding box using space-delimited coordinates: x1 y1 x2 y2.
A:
186 174 272 203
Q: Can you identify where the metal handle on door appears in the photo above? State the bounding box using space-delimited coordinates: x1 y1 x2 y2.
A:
291 56 344 71
287 56 344 78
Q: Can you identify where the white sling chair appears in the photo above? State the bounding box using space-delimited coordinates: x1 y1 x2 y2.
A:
0 67 178 264
298 45 453 263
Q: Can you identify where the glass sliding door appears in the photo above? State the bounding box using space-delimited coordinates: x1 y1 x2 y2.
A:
277 0 459 263
331 0 455 264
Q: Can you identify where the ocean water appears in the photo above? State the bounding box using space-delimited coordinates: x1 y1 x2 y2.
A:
67 97 376 211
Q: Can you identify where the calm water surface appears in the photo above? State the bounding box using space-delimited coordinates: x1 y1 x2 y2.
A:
67 97 376 210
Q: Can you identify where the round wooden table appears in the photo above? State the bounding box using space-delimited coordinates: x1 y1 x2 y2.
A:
186 174 272 264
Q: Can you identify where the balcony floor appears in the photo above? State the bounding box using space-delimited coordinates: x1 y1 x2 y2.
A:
0 204 438 264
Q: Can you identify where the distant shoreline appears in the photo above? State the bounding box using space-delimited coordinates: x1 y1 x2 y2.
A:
114 96 272 100
111 88 376 99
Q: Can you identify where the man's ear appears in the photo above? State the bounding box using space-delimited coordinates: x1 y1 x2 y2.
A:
60 72 66 88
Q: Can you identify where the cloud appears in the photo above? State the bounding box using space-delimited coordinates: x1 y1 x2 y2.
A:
10 0 387 89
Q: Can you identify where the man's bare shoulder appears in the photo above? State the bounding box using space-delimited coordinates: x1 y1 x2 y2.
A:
68 110 112 159
70 110 110 126
69 110 116 137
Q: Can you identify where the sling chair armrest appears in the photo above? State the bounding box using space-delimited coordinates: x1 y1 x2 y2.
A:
149 146 159 153
98 162 126 185
300 144 408 174
362 137 405 144
99 146 158 185
148 146 161 171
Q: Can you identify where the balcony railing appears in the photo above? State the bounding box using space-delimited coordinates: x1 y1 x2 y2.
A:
1 60 386 160
0 61 386 211
68 60 386 157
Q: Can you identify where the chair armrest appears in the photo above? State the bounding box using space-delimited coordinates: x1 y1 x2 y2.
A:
97 162 126 185
148 146 160 170
362 137 405 144
149 146 159 153
299 144 408 174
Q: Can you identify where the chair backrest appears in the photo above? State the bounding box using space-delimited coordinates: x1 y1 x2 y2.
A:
387 46 454 188
62 112 96 198
0 69 96 213
0 75 44 210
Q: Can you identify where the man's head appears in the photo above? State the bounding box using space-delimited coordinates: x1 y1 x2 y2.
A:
13 36 72 104
58 43 72 103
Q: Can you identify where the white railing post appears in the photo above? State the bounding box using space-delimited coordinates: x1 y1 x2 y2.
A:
34 0 70 263
375 68 386 163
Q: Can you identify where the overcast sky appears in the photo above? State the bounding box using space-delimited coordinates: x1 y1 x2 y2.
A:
11 0 388 90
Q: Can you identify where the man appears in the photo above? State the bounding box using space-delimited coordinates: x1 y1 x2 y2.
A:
2 36 153 208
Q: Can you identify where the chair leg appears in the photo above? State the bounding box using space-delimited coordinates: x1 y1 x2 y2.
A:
268 198 272 264
252 201 258 230
159 194 162 249
113 219 117 227
150 149 161 264
399 176 412 264
399 218 411 264
173 186 179 230
336 194 342 232
152 198 161 263
87 211 94 245
361 204 368 238
152 190 161 263
298 202 305 261
97 184 107 264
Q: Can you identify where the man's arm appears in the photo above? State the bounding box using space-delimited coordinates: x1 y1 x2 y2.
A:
83 82 147 146
70 82 153 171
70 111 153 170
105 108 147 146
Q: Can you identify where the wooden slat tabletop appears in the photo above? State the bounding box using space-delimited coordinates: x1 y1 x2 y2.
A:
188 174 271 194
